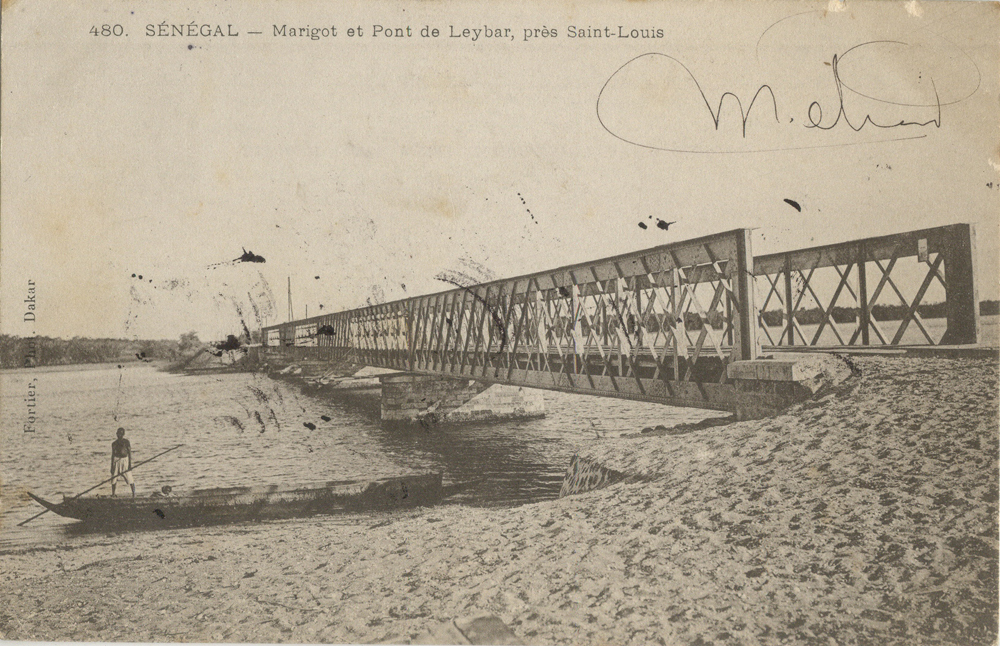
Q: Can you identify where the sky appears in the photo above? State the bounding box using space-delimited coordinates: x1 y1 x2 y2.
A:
2 0 997 342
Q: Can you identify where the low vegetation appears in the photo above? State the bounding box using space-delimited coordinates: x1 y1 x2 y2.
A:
0 331 204 369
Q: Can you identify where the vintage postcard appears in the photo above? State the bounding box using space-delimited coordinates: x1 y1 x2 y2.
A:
1 0 998 644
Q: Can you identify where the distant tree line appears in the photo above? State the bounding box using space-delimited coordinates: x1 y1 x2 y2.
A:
760 300 1000 327
0 331 206 369
554 301 1000 337
545 300 1000 336
6 301 996 367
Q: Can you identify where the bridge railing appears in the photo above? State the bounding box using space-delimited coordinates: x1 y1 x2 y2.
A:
753 223 979 348
262 228 758 408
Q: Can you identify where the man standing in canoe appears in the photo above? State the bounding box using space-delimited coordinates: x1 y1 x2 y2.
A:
110 427 135 497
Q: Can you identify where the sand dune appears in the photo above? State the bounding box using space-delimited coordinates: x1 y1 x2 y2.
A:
1 354 995 645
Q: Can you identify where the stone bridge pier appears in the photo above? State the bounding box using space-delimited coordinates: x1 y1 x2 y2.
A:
379 374 546 424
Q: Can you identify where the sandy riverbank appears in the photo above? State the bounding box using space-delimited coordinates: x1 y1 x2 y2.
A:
1 354 996 645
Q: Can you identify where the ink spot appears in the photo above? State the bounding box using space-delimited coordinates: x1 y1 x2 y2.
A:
320 415 332 422
656 219 675 231
517 192 537 223
235 248 265 263
784 199 802 212
303 422 317 430
153 509 165 519
213 335 242 352
187 45 193 50
638 222 648 229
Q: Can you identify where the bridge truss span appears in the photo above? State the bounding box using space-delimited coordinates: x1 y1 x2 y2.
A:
262 223 981 410
264 229 758 410
754 223 979 349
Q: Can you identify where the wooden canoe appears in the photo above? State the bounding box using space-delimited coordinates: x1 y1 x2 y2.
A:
26 473 443 530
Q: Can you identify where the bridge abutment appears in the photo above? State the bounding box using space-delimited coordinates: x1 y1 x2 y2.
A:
726 353 855 420
379 374 545 424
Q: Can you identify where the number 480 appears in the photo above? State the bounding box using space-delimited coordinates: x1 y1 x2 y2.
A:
90 24 124 36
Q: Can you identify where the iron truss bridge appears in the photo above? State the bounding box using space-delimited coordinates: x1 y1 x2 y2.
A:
262 224 980 410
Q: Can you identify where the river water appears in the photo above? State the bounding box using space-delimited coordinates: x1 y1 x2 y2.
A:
0 364 717 550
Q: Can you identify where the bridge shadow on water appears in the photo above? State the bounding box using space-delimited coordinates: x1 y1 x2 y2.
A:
367 419 570 508
310 385 573 508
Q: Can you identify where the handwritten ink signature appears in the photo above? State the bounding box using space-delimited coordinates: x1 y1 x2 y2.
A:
596 39 957 154
806 43 941 133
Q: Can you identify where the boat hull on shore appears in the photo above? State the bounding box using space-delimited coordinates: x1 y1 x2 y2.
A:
27 473 443 530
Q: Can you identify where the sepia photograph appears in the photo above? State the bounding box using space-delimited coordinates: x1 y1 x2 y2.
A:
1 0 998 644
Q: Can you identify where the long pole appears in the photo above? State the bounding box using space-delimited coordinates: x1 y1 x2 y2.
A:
19 443 184 526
